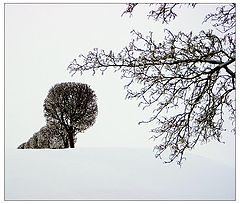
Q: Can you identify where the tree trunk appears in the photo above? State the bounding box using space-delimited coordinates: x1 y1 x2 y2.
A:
68 131 75 148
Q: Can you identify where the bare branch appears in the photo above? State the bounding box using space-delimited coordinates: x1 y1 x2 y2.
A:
68 3 235 165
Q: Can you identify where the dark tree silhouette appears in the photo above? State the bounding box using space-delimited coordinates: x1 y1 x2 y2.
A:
17 124 68 149
68 4 235 164
43 82 98 148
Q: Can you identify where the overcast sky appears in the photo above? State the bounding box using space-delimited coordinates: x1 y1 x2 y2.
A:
5 3 235 167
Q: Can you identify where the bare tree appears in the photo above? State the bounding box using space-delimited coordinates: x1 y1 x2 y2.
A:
68 4 235 164
43 82 98 148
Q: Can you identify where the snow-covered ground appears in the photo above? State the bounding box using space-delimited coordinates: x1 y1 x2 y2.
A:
5 147 235 200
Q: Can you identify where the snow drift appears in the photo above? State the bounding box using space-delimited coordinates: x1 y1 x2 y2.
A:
5 147 235 200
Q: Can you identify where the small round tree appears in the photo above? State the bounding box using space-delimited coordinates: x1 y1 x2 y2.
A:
43 82 98 148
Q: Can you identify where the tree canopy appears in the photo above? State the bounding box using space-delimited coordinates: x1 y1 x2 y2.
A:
67 3 235 164
43 82 98 148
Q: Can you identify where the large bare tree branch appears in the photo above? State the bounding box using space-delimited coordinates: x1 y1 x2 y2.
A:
68 3 235 165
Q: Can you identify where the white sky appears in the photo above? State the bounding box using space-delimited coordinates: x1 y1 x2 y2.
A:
4 3 235 167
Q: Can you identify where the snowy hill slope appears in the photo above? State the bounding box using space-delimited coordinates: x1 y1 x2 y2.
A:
5 147 235 200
